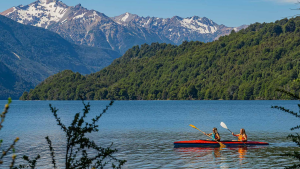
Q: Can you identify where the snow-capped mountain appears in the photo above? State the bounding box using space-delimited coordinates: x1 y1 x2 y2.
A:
113 13 247 44
1 0 68 28
113 13 219 34
1 0 170 54
1 0 247 54
113 13 218 33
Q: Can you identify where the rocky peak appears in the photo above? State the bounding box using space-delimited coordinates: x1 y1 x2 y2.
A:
170 16 182 21
112 12 140 24
74 3 82 9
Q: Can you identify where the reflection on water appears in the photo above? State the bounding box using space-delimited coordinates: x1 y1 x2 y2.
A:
238 147 247 159
172 145 296 168
1 100 300 168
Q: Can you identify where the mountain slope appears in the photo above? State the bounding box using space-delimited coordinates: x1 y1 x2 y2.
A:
1 0 247 54
0 61 33 99
0 15 120 98
20 17 300 100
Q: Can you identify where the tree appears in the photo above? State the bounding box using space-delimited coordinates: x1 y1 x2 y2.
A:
272 89 300 168
272 25 283 36
187 85 198 99
49 100 126 168
284 20 296 33
0 98 19 168
16 99 126 168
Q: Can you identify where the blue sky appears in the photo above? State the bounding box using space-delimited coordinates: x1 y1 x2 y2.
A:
1 0 300 27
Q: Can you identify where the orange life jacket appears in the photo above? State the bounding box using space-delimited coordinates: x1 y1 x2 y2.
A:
238 134 246 141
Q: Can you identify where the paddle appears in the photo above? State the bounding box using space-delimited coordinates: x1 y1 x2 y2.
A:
220 122 233 133
220 122 246 146
189 124 226 148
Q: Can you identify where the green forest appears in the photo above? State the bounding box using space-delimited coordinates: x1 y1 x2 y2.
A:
21 17 300 100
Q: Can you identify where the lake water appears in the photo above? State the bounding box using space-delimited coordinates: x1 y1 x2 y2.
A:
0 100 299 168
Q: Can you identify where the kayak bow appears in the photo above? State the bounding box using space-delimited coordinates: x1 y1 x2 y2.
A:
174 140 269 148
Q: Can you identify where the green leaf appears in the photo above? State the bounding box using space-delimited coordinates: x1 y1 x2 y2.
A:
8 97 12 104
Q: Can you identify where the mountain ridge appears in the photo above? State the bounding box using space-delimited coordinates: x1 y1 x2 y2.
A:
1 0 248 54
112 12 248 44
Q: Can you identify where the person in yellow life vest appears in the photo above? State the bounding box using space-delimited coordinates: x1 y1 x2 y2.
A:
204 127 221 141
232 128 247 142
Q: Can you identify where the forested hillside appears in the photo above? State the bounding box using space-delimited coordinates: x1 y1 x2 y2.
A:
21 17 300 100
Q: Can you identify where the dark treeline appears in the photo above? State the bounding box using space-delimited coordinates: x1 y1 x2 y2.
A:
21 17 300 100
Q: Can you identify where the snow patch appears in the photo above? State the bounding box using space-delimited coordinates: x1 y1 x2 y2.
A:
61 18 67 24
73 12 86 19
87 11 99 21
39 0 47 4
180 17 217 34
182 18 193 24
146 19 151 25
12 52 21 60
121 12 129 22
210 26 217 33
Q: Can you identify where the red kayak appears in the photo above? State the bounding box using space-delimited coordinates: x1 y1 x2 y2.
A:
174 140 269 148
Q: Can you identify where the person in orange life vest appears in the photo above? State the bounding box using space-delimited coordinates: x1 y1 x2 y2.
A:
232 128 247 142
204 127 221 141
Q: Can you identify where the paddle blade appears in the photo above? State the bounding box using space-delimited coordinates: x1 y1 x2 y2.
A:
220 122 228 129
189 124 197 129
220 142 226 148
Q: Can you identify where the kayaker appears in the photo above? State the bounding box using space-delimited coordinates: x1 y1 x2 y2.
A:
232 128 247 142
204 127 221 141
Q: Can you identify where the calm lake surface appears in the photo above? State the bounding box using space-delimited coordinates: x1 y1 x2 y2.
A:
1 100 299 168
